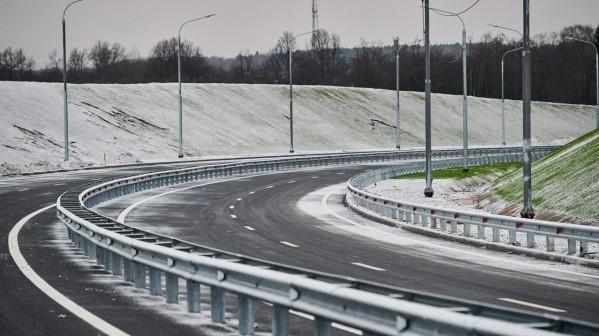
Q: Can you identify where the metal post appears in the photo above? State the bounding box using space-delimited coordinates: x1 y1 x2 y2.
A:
395 38 401 149
272 305 290 336
61 0 83 162
289 46 294 153
501 58 505 145
521 0 535 219
187 280 201 313
462 27 469 172
596 52 598 129
423 0 434 197
176 14 215 159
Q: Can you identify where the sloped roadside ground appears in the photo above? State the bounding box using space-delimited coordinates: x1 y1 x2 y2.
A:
492 129 599 225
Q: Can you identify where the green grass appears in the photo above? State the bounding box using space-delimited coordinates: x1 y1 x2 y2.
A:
393 162 521 180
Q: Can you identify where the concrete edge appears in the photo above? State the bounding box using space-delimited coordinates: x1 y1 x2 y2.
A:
344 194 599 269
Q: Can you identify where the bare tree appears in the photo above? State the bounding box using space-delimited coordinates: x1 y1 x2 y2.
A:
0 47 35 80
310 29 344 84
351 40 388 88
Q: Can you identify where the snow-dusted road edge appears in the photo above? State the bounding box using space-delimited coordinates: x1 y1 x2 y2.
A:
345 195 599 269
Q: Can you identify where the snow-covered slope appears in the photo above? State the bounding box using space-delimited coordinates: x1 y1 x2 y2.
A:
0 82 595 175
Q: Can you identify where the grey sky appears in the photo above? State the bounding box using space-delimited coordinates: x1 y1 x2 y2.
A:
0 0 597 68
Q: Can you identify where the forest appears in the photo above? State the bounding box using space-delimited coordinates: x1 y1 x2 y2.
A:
1 23 598 106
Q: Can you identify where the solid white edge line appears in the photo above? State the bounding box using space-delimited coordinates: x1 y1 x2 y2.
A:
8 204 129 336
321 185 599 280
498 298 567 313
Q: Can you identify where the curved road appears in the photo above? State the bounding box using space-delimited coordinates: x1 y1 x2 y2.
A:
101 164 599 323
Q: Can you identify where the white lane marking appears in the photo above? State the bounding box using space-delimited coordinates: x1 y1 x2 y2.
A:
261 302 361 335
352 262 386 272
321 186 599 280
337 172 345 175
230 215 237 219
18 188 30 192
311 176 319 179
244 226 256 231
229 205 235 209
498 298 567 313
280 241 299 248
288 181 295 184
266 185 274 189
54 183 66 186
248 191 255 195
8 205 129 336
236 198 242 201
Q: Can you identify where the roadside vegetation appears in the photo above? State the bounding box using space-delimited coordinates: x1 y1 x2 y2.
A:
393 162 521 180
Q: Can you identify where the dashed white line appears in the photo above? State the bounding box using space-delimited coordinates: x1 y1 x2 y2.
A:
230 214 238 219
9 205 129 336
18 188 30 192
351 262 386 272
248 191 255 195
498 298 566 313
266 185 274 189
262 302 361 335
311 176 319 179
229 205 235 209
236 198 243 201
244 226 256 231
288 181 296 184
280 241 299 248
337 172 345 175
54 183 66 186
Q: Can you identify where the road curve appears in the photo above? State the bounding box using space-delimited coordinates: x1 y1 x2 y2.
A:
103 164 599 324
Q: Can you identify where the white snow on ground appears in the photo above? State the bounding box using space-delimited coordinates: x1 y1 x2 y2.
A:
0 82 595 175
366 177 598 259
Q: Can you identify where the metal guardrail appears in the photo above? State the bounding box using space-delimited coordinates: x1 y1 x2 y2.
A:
347 151 599 259
56 147 599 335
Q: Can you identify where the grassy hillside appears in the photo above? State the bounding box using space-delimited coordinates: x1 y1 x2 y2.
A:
492 129 599 222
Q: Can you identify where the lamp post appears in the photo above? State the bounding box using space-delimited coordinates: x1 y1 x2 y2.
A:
521 0 534 219
394 38 400 149
566 36 599 129
423 0 433 197
289 30 318 153
62 0 84 162
429 6 469 172
500 47 522 145
177 14 215 158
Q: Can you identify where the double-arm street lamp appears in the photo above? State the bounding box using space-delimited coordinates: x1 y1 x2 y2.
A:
177 14 215 158
394 38 401 149
288 30 320 153
423 0 433 197
62 0 84 162
566 36 599 129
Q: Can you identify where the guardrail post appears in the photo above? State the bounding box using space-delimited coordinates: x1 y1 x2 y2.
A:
210 287 226 323
104 250 113 272
111 253 122 276
440 219 447 232
314 317 332 336
134 262 146 288
450 220 457 234
149 268 162 295
272 305 289 336
568 239 576 255
96 246 104 266
477 225 485 239
546 236 555 252
238 295 255 335
187 280 201 313
492 228 500 242
123 259 134 282
526 233 535 248
508 229 516 245
166 274 179 304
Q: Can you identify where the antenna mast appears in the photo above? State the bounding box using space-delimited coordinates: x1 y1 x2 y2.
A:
312 0 319 43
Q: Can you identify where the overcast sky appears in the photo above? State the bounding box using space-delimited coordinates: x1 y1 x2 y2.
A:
1 0 597 68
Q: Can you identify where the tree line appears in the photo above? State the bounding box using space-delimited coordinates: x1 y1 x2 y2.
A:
1 24 597 105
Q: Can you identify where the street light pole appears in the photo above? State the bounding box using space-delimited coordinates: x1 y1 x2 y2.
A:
566 36 599 129
177 14 215 158
289 30 317 153
521 0 534 219
501 47 522 145
62 0 84 162
423 0 434 197
394 38 400 149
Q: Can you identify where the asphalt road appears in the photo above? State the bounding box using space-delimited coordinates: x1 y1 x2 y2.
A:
3 159 599 335
104 164 599 324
